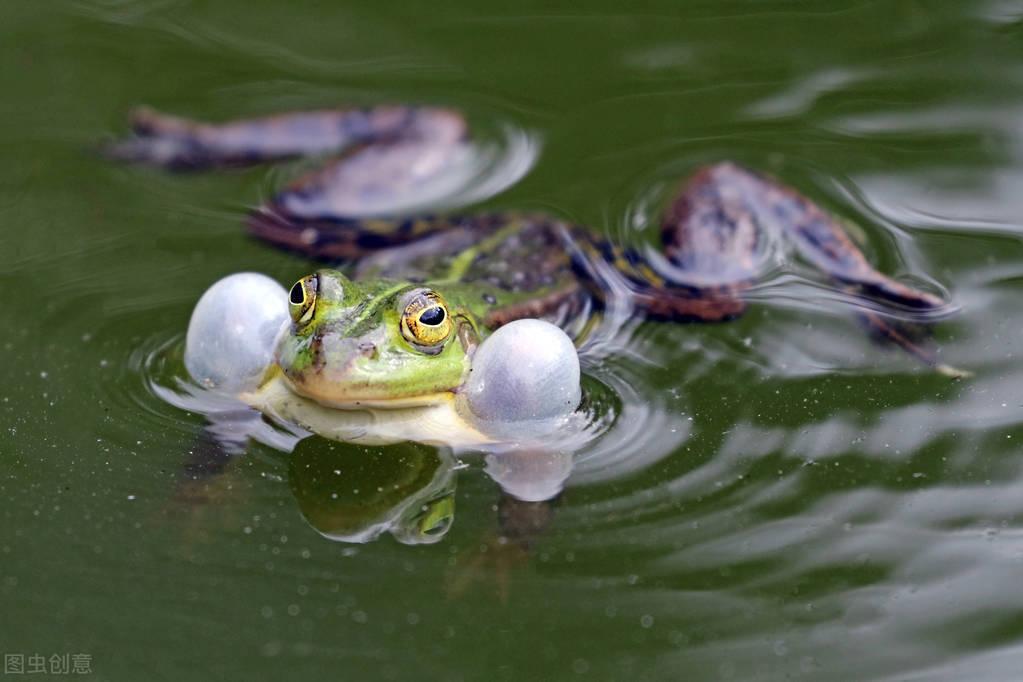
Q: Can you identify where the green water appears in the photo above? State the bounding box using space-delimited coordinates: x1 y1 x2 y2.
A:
5 2 1023 680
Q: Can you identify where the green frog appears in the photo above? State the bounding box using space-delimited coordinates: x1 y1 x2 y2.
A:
119 105 958 584
288 438 457 545
110 104 960 419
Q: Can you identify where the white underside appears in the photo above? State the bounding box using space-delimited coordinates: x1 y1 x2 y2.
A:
242 375 496 448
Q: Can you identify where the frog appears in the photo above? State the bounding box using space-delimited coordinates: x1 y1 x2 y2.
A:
114 104 959 592
108 103 961 403
112 104 957 593
287 438 458 545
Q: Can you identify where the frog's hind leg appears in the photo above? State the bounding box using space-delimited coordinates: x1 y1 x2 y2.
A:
105 105 465 170
592 162 956 371
566 163 760 323
567 243 752 324
704 163 949 312
246 122 473 260
107 105 476 259
239 108 474 260
677 163 957 371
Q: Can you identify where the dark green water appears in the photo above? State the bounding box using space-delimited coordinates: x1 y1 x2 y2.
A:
6 2 1023 680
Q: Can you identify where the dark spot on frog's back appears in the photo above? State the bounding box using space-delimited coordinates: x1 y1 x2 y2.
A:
463 219 575 295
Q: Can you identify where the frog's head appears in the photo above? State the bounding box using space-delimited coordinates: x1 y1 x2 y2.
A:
276 270 479 408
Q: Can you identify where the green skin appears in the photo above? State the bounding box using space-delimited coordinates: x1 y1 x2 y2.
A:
288 438 456 544
277 270 504 408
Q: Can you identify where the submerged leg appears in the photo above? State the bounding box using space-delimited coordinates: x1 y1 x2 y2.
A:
573 161 955 369
855 304 968 377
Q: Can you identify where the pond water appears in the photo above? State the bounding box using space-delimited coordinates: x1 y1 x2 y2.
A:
5 2 1023 680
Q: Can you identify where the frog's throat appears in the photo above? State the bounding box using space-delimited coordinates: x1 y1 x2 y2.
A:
303 391 458 410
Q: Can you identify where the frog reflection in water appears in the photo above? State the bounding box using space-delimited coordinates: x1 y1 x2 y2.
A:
171 413 569 598
293 438 576 598
286 438 567 598
113 105 959 588
287 439 457 546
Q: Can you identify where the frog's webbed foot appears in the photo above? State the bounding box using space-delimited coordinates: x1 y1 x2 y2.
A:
105 106 310 170
641 162 957 371
855 304 970 377
103 108 211 170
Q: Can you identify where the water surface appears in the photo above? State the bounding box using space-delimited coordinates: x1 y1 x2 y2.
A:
4 2 1023 680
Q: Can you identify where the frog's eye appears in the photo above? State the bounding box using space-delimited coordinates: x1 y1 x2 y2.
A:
288 274 318 325
400 289 453 353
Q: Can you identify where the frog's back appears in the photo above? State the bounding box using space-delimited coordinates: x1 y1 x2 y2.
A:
354 215 590 329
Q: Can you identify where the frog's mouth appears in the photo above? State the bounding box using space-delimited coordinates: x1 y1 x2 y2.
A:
277 366 462 410
277 350 470 410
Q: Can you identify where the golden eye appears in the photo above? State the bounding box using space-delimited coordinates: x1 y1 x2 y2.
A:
288 274 318 325
400 290 453 353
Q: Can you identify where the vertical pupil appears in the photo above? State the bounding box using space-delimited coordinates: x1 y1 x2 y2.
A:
290 282 305 305
419 306 445 326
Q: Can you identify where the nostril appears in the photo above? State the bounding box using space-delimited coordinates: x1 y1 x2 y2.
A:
357 341 377 358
